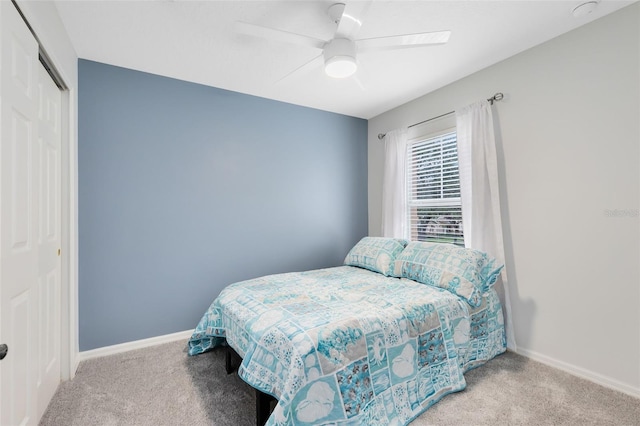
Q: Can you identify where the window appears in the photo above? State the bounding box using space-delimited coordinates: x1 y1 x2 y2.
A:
406 130 464 246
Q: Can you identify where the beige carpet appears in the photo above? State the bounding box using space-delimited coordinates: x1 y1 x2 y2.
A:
40 340 640 426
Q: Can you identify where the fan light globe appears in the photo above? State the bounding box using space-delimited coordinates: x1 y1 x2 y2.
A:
323 38 357 78
325 56 357 78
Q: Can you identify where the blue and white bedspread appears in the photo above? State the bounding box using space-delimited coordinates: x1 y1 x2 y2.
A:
188 266 505 426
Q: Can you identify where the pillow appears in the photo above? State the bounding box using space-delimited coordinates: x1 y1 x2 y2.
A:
394 242 503 307
344 237 408 276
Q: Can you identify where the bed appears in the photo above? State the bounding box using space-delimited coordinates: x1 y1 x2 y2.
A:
188 238 506 426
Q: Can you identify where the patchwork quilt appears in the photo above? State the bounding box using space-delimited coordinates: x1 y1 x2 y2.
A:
188 266 505 426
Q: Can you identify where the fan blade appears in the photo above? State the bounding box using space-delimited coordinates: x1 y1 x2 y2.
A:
275 54 324 84
357 30 451 52
235 21 325 50
335 1 372 40
353 73 366 91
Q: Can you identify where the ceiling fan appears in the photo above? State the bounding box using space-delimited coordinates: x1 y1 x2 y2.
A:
235 1 451 81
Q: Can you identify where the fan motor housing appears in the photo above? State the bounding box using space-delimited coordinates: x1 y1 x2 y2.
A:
323 38 357 78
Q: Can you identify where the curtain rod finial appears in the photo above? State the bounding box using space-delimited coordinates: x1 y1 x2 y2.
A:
489 92 504 104
378 133 385 140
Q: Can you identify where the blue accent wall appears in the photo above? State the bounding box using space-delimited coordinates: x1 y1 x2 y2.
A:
78 60 368 351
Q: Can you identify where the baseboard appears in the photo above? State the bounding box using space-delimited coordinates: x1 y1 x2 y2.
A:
514 347 640 398
78 329 193 362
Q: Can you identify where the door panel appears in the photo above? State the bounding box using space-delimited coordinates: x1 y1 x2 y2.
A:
1 3 39 425
10 35 34 98
9 291 32 425
36 59 62 420
1 1 62 424
10 110 33 251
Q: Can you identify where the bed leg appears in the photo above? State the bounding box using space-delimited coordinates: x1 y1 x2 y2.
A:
256 389 273 426
225 346 232 374
225 346 241 375
225 345 274 425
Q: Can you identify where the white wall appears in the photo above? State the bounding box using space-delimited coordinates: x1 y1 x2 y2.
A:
369 4 639 396
15 0 79 379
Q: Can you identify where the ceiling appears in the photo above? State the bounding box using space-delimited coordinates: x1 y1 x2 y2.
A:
53 0 635 119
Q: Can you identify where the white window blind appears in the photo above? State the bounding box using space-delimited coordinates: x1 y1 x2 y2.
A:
407 130 464 245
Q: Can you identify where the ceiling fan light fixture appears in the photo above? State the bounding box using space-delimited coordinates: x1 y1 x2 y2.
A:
325 56 357 78
323 38 357 78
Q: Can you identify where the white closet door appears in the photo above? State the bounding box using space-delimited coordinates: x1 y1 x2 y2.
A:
0 1 62 424
36 55 62 420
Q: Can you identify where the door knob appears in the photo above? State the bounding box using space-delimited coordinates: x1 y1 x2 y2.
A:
0 344 7 360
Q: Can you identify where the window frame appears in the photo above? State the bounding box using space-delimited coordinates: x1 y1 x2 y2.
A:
405 127 464 246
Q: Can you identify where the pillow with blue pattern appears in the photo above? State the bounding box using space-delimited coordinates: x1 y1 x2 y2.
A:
344 237 408 276
394 241 503 307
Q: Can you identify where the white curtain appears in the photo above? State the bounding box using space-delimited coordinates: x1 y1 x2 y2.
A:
381 128 408 239
456 100 516 351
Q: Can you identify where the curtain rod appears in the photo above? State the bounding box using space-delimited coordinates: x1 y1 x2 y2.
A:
377 92 504 140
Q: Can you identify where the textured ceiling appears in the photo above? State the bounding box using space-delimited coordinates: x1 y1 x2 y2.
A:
54 0 635 118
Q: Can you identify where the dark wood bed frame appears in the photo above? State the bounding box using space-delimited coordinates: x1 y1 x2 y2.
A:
225 346 276 426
